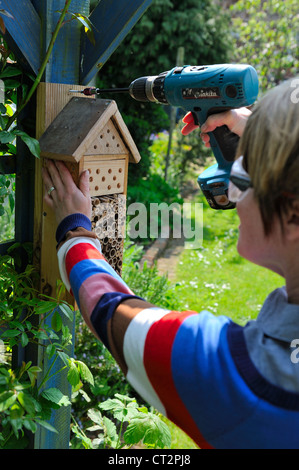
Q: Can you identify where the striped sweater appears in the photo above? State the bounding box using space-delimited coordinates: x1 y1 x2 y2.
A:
57 216 299 449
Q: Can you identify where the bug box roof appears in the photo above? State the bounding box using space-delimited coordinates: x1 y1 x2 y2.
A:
39 97 141 163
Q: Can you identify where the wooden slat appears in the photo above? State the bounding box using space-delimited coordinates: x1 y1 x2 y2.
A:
32 0 90 84
1 0 41 74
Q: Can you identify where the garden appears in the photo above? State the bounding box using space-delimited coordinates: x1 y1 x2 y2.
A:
0 0 298 450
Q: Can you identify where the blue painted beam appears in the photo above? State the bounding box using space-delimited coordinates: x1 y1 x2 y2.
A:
32 0 90 84
0 0 41 74
80 0 153 85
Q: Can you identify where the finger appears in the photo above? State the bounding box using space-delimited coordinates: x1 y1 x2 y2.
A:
79 170 90 197
55 160 78 191
45 159 64 195
42 166 55 194
201 111 231 134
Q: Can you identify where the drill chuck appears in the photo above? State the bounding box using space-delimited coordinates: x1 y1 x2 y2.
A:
129 73 168 104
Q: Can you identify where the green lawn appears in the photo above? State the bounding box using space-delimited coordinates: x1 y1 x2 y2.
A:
175 192 283 325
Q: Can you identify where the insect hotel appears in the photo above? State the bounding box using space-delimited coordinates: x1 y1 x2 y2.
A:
38 90 141 304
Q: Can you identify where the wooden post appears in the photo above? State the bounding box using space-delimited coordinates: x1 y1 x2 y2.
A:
33 83 89 449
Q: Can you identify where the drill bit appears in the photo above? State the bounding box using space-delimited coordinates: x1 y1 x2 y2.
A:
69 87 130 96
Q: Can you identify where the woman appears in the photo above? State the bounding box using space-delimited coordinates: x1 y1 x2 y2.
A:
42 78 299 449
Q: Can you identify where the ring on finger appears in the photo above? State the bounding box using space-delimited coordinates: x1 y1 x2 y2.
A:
48 186 56 196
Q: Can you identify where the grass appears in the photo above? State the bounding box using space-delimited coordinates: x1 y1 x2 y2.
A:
164 191 283 449
175 192 283 325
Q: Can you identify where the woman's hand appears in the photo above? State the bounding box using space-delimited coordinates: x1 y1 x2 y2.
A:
181 107 252 147
42 159 92 224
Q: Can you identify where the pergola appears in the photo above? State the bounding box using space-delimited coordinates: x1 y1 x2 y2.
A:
0 0 153 449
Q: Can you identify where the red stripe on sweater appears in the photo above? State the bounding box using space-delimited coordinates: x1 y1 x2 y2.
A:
65 242 105 278
143 310 213 449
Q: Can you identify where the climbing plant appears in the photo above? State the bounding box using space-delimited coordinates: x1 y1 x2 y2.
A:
0 2 96 449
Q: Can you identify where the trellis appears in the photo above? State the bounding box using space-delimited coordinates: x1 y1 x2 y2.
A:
0 0 153 449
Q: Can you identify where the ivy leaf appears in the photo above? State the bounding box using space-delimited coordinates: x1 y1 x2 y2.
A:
13 129 40 159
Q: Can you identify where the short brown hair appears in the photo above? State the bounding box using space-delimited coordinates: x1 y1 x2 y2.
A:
237 77 299 235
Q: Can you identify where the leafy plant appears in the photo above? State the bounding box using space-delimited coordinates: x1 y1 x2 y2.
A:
0 245 95 449
230 0 299 92
71 393 171 449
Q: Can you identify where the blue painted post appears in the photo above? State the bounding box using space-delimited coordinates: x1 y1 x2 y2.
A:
32 0 90 84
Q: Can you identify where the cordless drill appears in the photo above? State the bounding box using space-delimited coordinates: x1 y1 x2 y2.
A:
71 64 259 209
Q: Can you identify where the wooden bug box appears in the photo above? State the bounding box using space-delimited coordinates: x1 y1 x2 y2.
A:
39 96 140 195
36 87 140 303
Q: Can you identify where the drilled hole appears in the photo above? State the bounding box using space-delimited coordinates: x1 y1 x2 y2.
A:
95 186 99 191
89 176 93 182
113 176 116 181
119 168 122 173
117 183 121 188
108 168 112 174
108 185 111 190
96 169 100 174
102 176 105 182
94 145 97 149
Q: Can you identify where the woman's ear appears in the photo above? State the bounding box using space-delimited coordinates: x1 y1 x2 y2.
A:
285 200 299 241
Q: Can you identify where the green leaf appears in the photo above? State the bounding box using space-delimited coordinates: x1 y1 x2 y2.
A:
0 66 22 79
17 392 36 416
35 419 58 434
0 130 15 144
123 413 171 448
20 332 29 347
87 408 103 427
41 388 71 407
13 130 40 159
46 343 56 360
1 329 21 338
23 419 37 434
0 391 17 411
51 310 62 332
70 12 96 45
77 360 94 386
59 302 73 321
103 416 118 447
67 361 80 387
